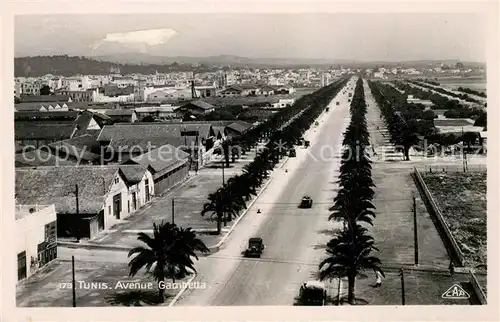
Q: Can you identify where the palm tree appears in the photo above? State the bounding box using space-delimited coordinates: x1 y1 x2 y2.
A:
319 224 384 304
201 189 225 234
128 222 209 303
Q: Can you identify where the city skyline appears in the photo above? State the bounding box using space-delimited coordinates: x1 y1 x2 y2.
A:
15 13 487 62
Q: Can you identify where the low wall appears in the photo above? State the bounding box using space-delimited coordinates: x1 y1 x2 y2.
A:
469 270 487 304
412 167 465 266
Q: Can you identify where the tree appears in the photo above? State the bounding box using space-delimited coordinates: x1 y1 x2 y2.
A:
201 190 226 234
319 224 384 304
40 85 52 95
474 112 487 127
322 77 383 304
142 115 156 122
128 222 209 303
422 109 437 120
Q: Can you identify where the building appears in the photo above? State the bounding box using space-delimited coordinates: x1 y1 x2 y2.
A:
104 109 138 123
58 89 97 102
15 165 155 240
134 106 180 120
97 123 215 168
16 204 57 282
273 98 295 108
195 86 217 98
124 146 190 194
14 111 111 148
176 100 216 117
224 120 254 138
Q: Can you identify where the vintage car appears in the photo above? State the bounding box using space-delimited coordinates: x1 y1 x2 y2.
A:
336 101 340 106
325 107 330 112
288 148 296 157
299 196 313 208
304 140 310 148
244 237 265 258
299 281 327 306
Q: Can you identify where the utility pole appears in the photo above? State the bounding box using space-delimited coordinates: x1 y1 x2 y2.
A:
72 255 76 307
75 184 80 243
413 196 418 265
400 268 405 306
222 157 225 186
337 276 342 306
462 126 467 173
171 199 175 225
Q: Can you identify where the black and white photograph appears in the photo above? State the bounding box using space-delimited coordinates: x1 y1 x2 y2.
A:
3 1 499 320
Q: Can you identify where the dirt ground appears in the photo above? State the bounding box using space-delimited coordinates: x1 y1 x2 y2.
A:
422 171 487 267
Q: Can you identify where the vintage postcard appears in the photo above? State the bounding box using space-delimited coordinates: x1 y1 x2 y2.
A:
2 1 499 321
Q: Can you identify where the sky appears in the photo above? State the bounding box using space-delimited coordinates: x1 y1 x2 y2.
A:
14 13 487 62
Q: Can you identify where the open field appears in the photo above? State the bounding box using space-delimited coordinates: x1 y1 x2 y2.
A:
434 77 486 93
202 87 316 107
422 172 487 268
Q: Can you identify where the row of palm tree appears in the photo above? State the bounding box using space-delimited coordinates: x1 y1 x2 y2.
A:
123 79 350 304
201 78 350 234
368 80 422 161
319 77 384 305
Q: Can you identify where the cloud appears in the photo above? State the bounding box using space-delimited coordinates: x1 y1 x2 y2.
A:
90 28 178 53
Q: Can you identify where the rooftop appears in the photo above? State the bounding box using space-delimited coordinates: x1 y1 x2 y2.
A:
97 123 213 141
15 165 120 215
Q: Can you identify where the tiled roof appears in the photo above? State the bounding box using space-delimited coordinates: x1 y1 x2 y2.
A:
48 134 102 162
14 103 46 112
226 120 253 134
15 122 76 141
181 100 215 110
15 166 120 214
119 164 148 184
106 136 195 153
15 149 76 167
97 124 213 141
14 111 79 121
127 145 190 173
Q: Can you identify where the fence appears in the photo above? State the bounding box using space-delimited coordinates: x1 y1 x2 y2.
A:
469 270 487 304
419 164 487 174
412 167 465 266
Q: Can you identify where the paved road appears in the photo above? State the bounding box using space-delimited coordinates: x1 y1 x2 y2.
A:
174 77 356 306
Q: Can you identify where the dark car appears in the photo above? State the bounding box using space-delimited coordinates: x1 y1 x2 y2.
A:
299 196 313 208
325 107 330 112
304 140 310 148
299 281 327 305
244 237 265 258
289 148 296 157
336 102 340 106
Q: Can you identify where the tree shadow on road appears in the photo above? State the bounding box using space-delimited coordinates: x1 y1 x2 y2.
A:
332 296 370 306
104 290 169 306
317 228 338 236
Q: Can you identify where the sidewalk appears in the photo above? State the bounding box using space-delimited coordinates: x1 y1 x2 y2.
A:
364 80 450 269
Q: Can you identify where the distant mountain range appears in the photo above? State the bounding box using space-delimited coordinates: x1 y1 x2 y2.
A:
14 54 485 77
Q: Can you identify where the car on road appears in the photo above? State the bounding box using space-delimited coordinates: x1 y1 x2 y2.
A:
299 196 313 208
288 148 296 157
325 107 329 112
304 140 310 148
244 237 265 258
299 281 327 305
336 102 340 106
